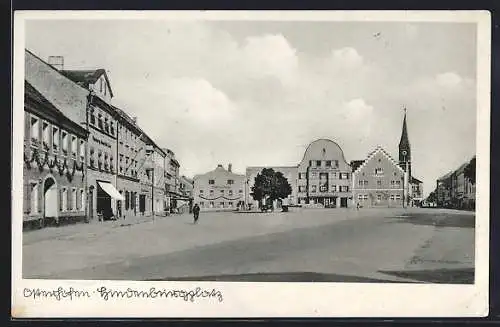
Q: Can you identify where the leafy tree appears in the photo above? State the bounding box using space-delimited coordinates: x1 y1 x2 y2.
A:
464 156 476 184
250 168 292 209
426 190 437 203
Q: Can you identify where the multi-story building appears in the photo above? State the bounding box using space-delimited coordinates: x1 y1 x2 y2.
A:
144 142 166 215
297 139 352 207
193 164 246 211
435 156 475 210
351 146 406 207
245 166 298 209
60 67 123 220
163 148 181 212
178 175 194 213
23 81 89 228
113 107 146 218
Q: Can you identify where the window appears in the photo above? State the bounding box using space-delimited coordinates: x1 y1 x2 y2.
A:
391 180 395 187
299 173 305 179
311 185 317 192
71 135 77 157
72 188 77 211
229 190 233 196
210 190 214 195
326 160 332 167
61 131 68 156
395 194 401 200
339 173 349 180
309 160 313 167
200 202 204 208
52 127 59 152
219 202 224 207
110 122 115 135
340 186 349 192
358 180 364 187
30 182 38 214
377 180 382 187
229 202 233 207
299 186 305 192
316 160 322 167
220 190 224 194
30 116 40 145
331 185 337 192
377 194 382 201
98 113 103 130
331 172 337 179
209 179 215 185
363 194 368 200
390 195 395 200
358 194 363 200
104 118 109 133
199 190 204 194
375 168 384 176
335 160 339 168
395 180 401 187
239 189 243 193
210 201 214 208
42 121 50 151
90 108 95 125
77 140 84 162
80 189 85 211
125 191 130 210
227 179 234 185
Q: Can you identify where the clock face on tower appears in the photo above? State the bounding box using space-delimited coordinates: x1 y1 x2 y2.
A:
402 150 407 156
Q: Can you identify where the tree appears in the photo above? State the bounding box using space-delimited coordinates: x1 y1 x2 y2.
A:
250 168 292 209
464 156 476 184
426 190 437 203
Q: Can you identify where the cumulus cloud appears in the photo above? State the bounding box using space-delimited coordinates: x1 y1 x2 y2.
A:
330 47 364 68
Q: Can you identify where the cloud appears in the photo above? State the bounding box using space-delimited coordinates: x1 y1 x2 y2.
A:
435 72 463 88
330 47 364 69
240 34 299 85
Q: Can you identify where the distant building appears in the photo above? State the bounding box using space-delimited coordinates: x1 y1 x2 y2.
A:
297 139 352 207
435 157 475 210
163 148 182 212
193 164 245 211
23 81 89 227
178 175 194 213
352 146 406 207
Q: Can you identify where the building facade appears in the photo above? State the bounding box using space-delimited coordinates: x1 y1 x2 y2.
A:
352 146 406 207
114 107 146 218
23 82 88 227
178 175 194 213
145 143 166 215
193 164 246 211
435 156 475 210
164 148 181 212
297 139 352 207
245 166 298 209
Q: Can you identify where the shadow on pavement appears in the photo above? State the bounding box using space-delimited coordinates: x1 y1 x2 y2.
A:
387 212 475 229
146 271 418 283
378 267 474 284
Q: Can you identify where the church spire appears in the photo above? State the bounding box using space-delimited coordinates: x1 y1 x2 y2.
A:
398 107 411 175
399 107 410 150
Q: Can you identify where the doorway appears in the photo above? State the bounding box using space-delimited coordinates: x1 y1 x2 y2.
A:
88 186 94 219
340 197 348 208
139 194 146 214
43 177 58 223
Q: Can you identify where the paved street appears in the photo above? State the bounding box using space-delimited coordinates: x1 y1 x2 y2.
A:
22 208 475 283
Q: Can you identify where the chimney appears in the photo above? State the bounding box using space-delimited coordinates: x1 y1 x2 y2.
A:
48 56 64 70
228 163 232 172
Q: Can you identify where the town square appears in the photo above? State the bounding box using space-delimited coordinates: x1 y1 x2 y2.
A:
19 16 478 284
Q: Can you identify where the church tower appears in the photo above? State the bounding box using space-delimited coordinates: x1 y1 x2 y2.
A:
399 108 411 179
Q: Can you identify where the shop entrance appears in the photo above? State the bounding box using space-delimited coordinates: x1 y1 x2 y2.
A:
340 197 348 208
97 182 112 220
139 194 146 214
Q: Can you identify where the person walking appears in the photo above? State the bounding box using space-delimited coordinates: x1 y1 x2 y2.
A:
193 203 201 224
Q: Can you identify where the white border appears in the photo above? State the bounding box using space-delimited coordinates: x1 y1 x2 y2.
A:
12 10 491 318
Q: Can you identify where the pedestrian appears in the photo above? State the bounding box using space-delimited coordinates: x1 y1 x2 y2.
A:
356 202 360 210
193 203 200 224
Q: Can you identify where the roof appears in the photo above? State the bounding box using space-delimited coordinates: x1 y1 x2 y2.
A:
438 170 454 181
25 81 88 137
353 145 405 176
350 160 364 172
61 69 114 97
399 111 410 149
411 176 423 184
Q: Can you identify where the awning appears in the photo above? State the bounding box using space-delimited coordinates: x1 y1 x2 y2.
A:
98 182 125 201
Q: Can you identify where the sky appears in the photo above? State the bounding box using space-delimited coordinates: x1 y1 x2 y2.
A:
25 19 477 196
